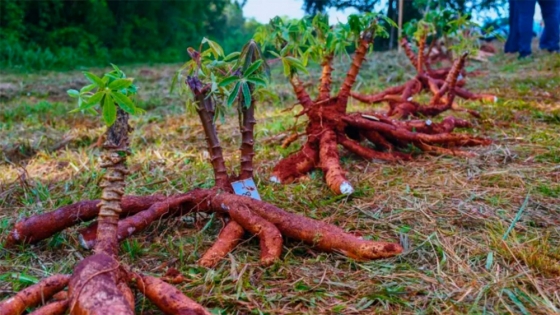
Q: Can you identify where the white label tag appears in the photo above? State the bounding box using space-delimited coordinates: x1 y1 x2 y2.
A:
231 178 261 200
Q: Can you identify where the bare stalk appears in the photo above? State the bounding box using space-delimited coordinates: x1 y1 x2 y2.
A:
187 76 229 188
95 107 130 256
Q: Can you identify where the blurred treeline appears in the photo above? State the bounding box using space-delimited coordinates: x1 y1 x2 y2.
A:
0 0 258 70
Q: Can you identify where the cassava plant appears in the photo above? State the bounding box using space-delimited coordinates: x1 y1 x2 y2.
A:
3 40 403 314
351 10 497 118
256 14 491 195
0 66 212 315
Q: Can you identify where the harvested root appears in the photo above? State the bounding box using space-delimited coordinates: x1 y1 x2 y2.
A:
198 221 245 267
7 189 403 266
0 274 70 315
7 195 164 246
67 253 133 315
271 29 491 195
0 255 211 315
350 38 496 119
28 299 69 315
131 273 211 315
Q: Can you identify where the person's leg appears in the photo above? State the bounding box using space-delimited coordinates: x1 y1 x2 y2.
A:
505 0 519 53
538 0 560 51
516 0 538 57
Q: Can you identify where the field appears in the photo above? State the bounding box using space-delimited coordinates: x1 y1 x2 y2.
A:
1 47 559 314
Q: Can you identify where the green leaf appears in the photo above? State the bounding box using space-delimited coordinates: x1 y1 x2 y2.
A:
503 289 530 315
245 77 267 87
83 71 105 88
86 107 98 115
286 57 308 74
241 82 251 108
170 71 181 94
102 93 117 126
202 37 224 58
0 273 39 285
218 76 239 87
269 51 281 58
111 91 136 115
83 91 105 108
80 84 96 93
227 81 241 107
243 59 263 77
485 251 493 270
110 63 123 74
109 78 133 90
281 58 291 77
67 89 80 98
223 52 240 61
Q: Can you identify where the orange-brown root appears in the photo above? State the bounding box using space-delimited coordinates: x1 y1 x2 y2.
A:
211 194 404 260
344 115 491 148
454 87 497 103
28 300 69 315
401 79 421 100
394 116 472 134
319 130 353 195
78 195 195 249
430 52 467 105
271 140 319 183
361 130 395 151
416 142 475 157
7 195 164 246
350 84 407 104
227 204 283 266
281 132 301 149
0 274 70 315
52 291 68 301
198 221 245 268
387 101 418 119
131 272 211 315
338 135 411 162
117 281 135 310
68 253 133 315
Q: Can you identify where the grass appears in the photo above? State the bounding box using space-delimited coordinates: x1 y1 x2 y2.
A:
1 42 560 314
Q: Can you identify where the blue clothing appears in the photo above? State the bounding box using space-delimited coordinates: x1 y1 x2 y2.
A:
506 0 560 57
505 0 519 53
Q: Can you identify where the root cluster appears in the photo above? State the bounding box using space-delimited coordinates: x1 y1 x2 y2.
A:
350 37 497 120
272 33 493 195
1 55 403 313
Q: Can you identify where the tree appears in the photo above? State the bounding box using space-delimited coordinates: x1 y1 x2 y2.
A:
303 0 380 13
0 0 255 69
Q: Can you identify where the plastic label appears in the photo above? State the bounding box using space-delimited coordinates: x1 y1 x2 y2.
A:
231 178 261 200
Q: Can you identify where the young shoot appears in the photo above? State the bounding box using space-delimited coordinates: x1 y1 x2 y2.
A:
67 64 143 126
171 38 269 121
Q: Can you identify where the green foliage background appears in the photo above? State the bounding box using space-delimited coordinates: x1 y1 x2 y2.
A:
0 0 259 70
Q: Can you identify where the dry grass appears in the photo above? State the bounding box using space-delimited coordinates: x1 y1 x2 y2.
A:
1 43 559 314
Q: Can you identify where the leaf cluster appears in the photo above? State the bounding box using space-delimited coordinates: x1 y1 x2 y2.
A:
253 13 394 78
67 64 142 126
403 8 492 56
171 38 270 121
